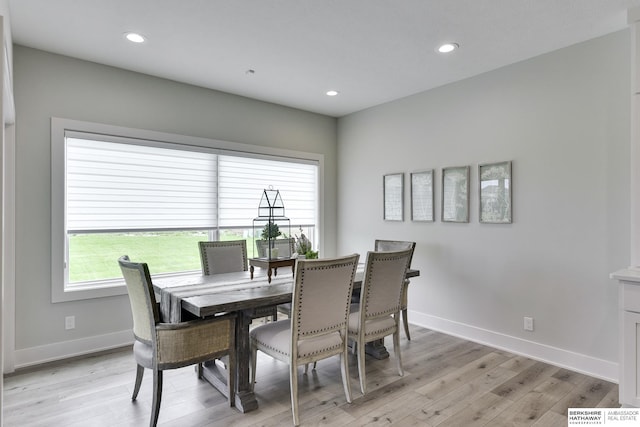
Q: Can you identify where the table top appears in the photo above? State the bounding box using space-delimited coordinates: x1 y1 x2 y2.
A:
154 266 419 323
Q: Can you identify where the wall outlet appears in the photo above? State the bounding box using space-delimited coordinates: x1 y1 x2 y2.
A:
65 315 75 330
523 316 534 331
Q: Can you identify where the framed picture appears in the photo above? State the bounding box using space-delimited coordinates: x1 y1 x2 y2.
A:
441 166 469 222
383 173 404 221
479 161 512 223
411 170 434 222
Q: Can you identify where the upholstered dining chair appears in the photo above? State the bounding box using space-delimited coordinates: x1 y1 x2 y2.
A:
250 253 360 426
199 240 276 321
348 249 413 394
199 239 249 274
374 239 416 340
118 256 236 427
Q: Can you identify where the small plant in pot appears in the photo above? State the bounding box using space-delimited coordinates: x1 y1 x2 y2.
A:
261 222 282 258
261 222 282 241
294 228 318 259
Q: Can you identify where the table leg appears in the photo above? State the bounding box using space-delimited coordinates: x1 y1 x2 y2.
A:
199 309 258 412
233 309 259 412
365 339 389 359
250 265 254 279
348 338 389 359
267 268 273 283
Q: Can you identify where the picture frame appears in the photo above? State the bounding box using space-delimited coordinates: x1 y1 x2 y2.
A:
479 161 512 224
411 170 434 222
441 166 469 223
383 173 404 221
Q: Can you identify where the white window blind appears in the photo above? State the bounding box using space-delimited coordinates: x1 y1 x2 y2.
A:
66 137 218 232
66 137 317 233
218 155 317 228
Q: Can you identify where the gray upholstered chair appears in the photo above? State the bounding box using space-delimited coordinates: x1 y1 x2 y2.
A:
199 240 276 320
118 256 236 427
348 249 413 394
374 239 416 340
255 237 295 259
199 239 249 274
250 254 360 426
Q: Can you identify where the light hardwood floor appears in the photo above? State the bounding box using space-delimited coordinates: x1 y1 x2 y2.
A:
3 325 619 426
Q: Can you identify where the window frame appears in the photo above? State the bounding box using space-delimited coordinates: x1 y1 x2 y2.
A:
51 118 324 303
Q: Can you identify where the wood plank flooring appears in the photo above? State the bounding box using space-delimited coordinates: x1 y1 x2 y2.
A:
3 325 619 426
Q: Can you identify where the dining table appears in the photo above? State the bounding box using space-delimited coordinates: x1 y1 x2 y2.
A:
153 264 420 413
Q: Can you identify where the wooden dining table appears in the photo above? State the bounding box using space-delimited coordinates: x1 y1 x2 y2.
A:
153 264 420 413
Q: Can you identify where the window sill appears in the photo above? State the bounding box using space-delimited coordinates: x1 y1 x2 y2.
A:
52 279 128 303
51 270 202 303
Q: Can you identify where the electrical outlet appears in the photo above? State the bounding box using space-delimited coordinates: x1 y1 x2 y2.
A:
65 315 75 330
523 316 534 331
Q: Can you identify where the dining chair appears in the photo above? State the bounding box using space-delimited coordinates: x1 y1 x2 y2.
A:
118 256 236 427
348 248 413 394
250 253 360 426
199 239 276 321
374 239 416 340
199 239 249 274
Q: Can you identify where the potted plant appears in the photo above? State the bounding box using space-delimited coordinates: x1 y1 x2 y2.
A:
294 228 318 259
261 221 282 241
260 222 282 258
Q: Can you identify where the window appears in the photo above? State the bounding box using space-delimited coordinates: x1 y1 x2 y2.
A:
52 118 321 302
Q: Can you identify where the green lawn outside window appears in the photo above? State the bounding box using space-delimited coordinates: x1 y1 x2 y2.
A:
68 230 247 283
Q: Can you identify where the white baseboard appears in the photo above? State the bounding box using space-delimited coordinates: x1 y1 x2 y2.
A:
11 315 619 384
410 311 619 384
12 330 134 370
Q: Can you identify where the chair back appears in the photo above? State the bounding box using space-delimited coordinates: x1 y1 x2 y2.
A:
291 254 360 342
374 239 416 268
199 240 248 274
256 238 295 258
118 255 158 344
360 249 413 319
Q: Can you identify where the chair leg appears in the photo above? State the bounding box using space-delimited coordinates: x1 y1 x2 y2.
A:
340 345 352 403
250 343 258 392
357 336 367 395
150 369 163 427
402 308 411 340
393 329 404 377
132 364 144 400
303 361 317 374
290 362 300 426
227 349 236 407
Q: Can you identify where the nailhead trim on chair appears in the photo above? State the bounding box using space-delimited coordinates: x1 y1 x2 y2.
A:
363 253 406 317
295 261 354 336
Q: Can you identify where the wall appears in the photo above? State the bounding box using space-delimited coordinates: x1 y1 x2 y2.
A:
12 45 337 366
337 30 630 381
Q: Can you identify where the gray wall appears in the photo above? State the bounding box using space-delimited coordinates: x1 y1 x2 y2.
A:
12 45 337 362
337 30 630 380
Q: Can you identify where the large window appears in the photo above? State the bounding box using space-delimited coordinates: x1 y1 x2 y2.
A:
52 118 321 302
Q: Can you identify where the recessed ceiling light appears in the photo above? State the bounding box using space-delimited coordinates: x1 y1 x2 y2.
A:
125 32 146 43
326 90 339 96
438 43 458 53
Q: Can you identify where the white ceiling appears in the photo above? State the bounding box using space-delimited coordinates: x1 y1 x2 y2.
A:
8 0 640 117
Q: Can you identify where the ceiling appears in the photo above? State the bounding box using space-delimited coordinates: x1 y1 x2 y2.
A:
8 0 640 117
